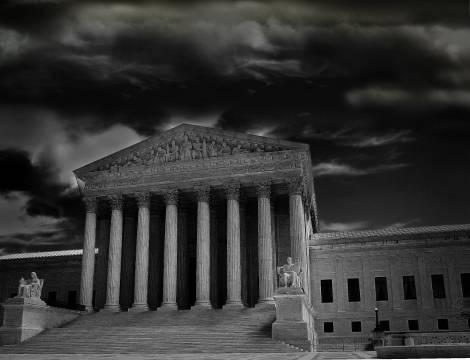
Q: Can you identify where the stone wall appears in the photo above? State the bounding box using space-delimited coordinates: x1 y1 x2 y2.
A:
309 233 470 341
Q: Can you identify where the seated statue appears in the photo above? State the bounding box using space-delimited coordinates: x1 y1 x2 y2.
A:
277 257 302 288
16 272 44 299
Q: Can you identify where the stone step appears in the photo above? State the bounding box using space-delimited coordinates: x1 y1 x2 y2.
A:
0 307 302 354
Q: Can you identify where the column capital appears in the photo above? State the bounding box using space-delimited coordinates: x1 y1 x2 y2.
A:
286 178 303 195
164 189 178 205
224 183 240 201
83 196 97 213
256 181 271 198
194 185 210 203
108 194 123 210
134 192 150 208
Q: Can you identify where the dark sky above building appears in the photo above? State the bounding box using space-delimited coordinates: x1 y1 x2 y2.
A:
0 0 469 254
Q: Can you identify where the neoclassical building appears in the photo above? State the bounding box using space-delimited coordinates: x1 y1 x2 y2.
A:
1 124 469 350
73 124 318 312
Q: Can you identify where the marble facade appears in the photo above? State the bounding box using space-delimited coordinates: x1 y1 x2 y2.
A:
73 124 318 311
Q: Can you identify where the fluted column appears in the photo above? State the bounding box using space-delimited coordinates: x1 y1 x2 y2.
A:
288 179 307 289
224 183 243 307
104 195 124 312
257 182 274 304
130 192 150 312
194 186 211 308
162 189 178 310
79 196 97 312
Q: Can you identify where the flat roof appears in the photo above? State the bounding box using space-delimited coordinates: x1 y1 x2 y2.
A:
311 223 470 245
0 248 98 261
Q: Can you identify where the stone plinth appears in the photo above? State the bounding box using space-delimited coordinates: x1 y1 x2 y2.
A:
272 288 313 351
0 297 80 345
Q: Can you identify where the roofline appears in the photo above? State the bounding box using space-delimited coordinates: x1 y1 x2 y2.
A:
0 248 98 261
73 123 310 177
311 223 470 245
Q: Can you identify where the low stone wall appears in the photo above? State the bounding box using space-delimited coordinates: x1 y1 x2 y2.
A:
376 344 470 358
0 297 81 345
386 331 470 346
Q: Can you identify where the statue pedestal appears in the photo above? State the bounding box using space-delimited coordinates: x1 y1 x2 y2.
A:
272 287 313 352
0 297 80 345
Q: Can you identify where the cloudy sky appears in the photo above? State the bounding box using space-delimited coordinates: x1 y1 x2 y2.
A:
0 0 469 254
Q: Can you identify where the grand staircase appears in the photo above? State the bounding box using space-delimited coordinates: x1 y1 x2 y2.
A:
0 306 302 354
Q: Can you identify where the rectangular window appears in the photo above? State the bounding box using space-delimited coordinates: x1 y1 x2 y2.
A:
379 320 390 331
431 274 446 299
324 322 334 333
347 278 361 302
461 273 470 298
351 321 362 332
375 277 388 301
408 320 419 331
437 319 449 330
321 279 333 303
68 290 77 305
402 276 417 300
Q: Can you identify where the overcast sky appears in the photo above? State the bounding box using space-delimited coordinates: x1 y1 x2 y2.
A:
0 0 469 255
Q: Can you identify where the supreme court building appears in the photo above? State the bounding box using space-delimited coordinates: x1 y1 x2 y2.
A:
73 123 317 312
1 123 470 347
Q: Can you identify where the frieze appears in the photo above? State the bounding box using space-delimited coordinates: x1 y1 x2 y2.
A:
84 158 303 192
84 150 306 186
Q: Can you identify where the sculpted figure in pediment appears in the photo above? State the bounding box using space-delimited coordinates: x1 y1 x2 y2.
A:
191 136 202 160
219 141 231 156
180 133 192 161
208 140 217 157
168 139 179 162
201 137 208 158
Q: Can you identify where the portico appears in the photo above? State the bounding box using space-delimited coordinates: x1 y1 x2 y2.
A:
74 124 318 311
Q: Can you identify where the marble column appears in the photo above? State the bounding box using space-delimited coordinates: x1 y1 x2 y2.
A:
79 196 97 312
162 189 178 310
257 182 274 304
194 186 211 308
224 183 243 307
130 192 150 312
104 195 124 312
288 179 306 287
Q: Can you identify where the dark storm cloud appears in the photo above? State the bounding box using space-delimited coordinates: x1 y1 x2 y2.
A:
0 0 469 252
0 1 468 140
0 149 83 219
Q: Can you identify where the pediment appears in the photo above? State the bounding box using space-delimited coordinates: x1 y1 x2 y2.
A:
74 123 308 179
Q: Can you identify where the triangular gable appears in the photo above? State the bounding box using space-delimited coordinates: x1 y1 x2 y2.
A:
74 124 308 178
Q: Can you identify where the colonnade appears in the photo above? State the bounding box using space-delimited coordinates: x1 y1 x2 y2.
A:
79 180 306 312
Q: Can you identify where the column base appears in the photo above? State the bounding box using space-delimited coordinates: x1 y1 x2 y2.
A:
192 301 212 310
82 305 94 313
102 304 121 312
159 302 178 311
223 301 244 309
129 304 149 312
257 298 275 304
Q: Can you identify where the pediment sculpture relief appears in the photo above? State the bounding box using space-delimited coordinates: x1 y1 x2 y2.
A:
17 272 44 299
94 131 288 173
277 257 302 288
